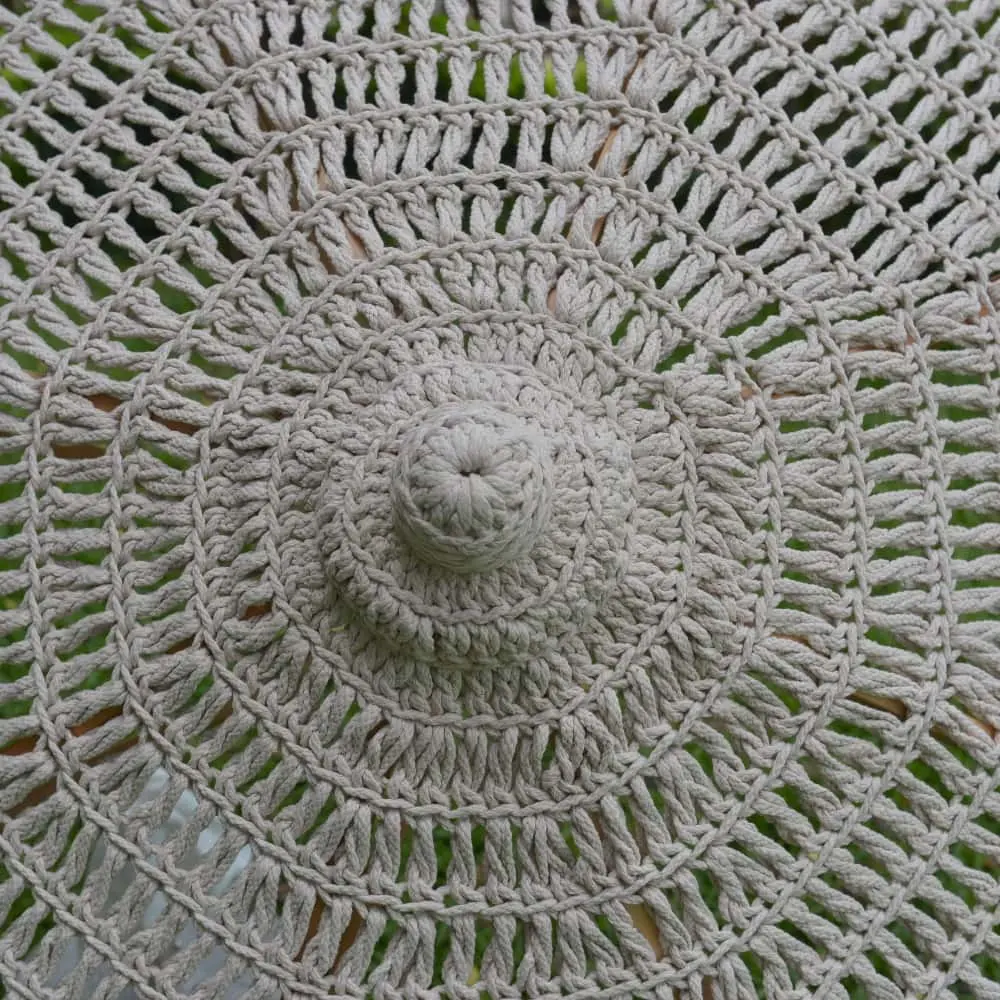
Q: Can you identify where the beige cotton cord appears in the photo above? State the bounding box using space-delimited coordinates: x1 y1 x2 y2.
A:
1 2 1000 999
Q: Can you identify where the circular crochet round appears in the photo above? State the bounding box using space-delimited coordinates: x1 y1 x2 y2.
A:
390 403 554 576
2 3 1000 1000
317 361 635 666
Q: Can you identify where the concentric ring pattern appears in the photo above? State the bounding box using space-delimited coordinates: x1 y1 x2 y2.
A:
1 2 1000 999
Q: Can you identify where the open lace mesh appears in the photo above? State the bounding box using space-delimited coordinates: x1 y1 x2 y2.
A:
1 2 1000 999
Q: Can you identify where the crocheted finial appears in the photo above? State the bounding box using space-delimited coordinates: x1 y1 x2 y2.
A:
317 362 636 668
390 403 553 574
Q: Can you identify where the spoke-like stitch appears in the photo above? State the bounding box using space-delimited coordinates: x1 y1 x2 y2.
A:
1 3 1000 1000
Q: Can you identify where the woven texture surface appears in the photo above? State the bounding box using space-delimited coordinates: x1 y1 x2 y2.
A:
2 1 1000 998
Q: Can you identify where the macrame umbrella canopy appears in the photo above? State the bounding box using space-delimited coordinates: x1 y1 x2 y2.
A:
1 2 999 999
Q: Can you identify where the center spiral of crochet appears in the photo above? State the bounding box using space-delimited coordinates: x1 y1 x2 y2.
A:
390 403 554 575
316 361 637 669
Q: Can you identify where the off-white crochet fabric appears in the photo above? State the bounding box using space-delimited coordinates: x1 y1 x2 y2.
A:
1 2 1000 999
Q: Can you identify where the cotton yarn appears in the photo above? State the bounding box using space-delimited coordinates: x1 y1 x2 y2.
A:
391 402 555 576
1 2 1000 999
317 360 636 668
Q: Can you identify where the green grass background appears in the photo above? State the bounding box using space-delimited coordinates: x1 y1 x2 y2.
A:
1 1 999 997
